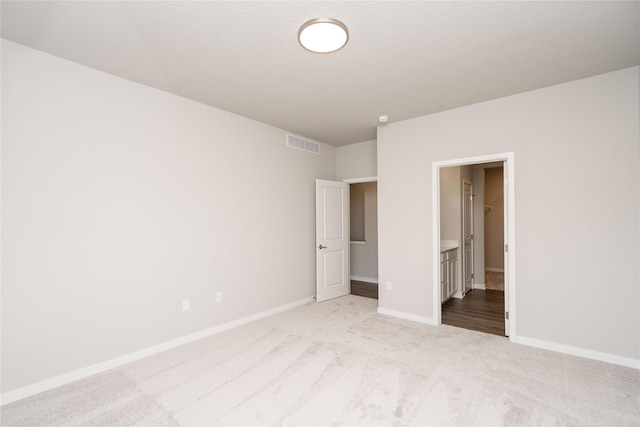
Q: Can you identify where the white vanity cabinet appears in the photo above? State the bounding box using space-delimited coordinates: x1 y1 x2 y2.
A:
440 248 458 302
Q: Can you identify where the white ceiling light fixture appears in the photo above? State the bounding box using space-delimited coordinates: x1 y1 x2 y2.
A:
298 18 349 53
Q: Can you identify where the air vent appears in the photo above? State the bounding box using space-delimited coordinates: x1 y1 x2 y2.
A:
286 134 320 154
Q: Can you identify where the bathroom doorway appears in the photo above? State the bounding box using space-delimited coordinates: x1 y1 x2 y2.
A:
432 153 516 337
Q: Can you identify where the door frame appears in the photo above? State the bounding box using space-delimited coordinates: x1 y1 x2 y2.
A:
432 152 516 338
343 176 377 184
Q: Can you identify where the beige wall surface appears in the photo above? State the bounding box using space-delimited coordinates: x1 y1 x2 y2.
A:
439 166 461 242
377 66 640 360
350 183 366 241
336 139 377 180
1 40 336 393
484 167 504 270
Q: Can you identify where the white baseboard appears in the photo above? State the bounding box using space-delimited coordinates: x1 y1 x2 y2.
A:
485 268 504 273
350 275 378 284
510 335 640 370
377 307 437 326
0 296 315 406
473 282 486 290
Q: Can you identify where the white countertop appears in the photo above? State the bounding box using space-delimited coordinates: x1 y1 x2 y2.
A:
440 240 459 253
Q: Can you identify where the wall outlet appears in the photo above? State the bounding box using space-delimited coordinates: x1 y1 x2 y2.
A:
216 292 222 303
386 281 392 291
182 299 190 311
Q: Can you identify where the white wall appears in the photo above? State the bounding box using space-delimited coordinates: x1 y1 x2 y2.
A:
378 67 640 362
336 139 377 180
439 167 461 242
439 165 472 297
1 40 336 394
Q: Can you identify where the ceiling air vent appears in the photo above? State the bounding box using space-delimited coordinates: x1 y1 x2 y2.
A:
286 134 320 154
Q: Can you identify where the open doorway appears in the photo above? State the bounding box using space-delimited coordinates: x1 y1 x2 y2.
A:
345 178 378 300
439 163 504 336
432 153 516 338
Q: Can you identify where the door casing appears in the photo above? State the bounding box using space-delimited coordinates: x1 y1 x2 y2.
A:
432 152 516 338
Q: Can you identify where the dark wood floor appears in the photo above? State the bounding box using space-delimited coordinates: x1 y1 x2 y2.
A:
351 280 378 299
442 289 505 336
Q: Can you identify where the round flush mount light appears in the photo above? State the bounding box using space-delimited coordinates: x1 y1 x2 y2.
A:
298 18 349 53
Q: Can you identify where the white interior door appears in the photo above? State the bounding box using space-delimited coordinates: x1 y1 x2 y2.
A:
462 180 474 295
315 179 350 302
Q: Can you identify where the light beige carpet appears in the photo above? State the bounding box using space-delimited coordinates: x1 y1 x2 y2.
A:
2 295 638 426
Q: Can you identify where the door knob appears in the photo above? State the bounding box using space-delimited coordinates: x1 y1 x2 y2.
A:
318 245 327 249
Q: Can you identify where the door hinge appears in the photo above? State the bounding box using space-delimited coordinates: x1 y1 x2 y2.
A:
505 244 508 252
505 311 509 320
471 273 474 279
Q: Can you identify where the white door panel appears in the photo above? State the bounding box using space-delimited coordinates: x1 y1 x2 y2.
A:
322 187 345 240
316 180 350 302
323 250 346 286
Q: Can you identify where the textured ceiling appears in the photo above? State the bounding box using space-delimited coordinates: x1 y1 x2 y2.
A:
2 1 639 146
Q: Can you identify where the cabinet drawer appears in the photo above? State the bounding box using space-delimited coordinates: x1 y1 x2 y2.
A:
443 248 457 261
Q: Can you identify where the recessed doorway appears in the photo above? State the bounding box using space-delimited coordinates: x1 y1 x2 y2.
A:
344 177 378 300
432 153 516 338
440 163 505 336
